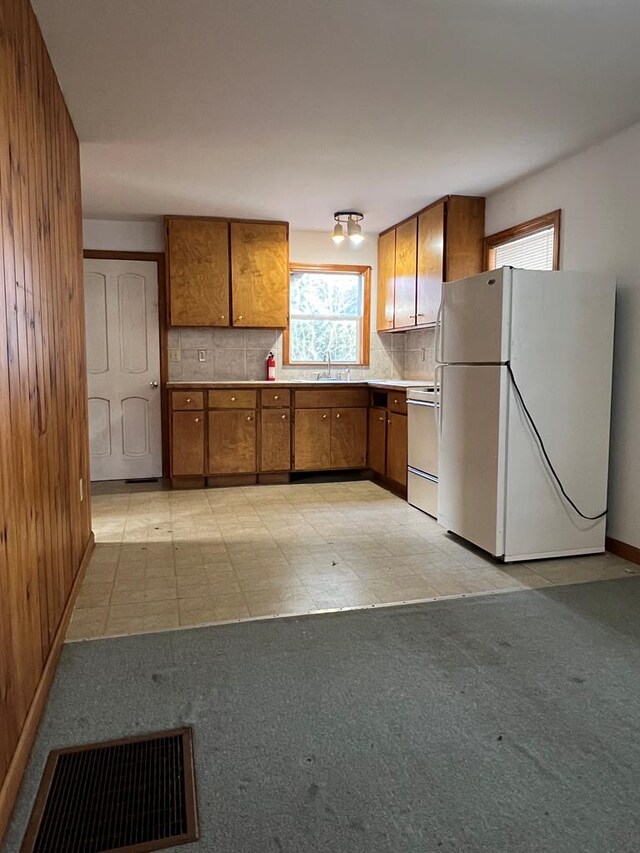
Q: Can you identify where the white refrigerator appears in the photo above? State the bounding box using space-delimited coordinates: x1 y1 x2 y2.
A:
435 267 615 562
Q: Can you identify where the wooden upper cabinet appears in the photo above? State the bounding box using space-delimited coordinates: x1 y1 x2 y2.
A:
230 222 289 327
445 195 485 282
417 202 445 326
377 229 396 331
393 218 418 329
376 195 485 332
167 218 229 326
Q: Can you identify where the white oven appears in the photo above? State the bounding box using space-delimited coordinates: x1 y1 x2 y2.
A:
407 386 438 518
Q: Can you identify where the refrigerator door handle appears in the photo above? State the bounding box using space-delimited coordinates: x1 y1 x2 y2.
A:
434 364 443 435
435 299 444 364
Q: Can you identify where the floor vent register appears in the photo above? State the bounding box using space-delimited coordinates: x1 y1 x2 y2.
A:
22 728 198 853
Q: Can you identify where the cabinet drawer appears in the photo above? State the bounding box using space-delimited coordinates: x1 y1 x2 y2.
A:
294 388 369 408
261 388 291 408
388 392 407 415
208 389 257 409
172 390 204 410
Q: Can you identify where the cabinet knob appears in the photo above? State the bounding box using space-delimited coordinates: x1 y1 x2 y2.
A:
322 414 327 419
194 417 200 423
186 397 192 403
379 416 385 421
230 396 236 401
219 314 225 319
393 399 399 404
246 415 252 421
274 395 279 400
236 315 243 321
281 414 287 420
336 413 341 419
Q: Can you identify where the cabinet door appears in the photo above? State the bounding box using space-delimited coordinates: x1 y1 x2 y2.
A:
208 410 257 474
294 409 331 470
172 411 205 475
368 408 387 475
167 218 229 326
417 202 445 326
393 218 418 328
377 229 396 331
386 413 408 486
444 196 485 282
260 409 292 472
230 222 289 327
331 408 367 469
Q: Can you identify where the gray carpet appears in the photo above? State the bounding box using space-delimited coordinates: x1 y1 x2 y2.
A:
5 579 640 852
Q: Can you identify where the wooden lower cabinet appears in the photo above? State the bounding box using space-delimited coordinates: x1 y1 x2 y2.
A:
368 408 387 475
172 411 205 475
260 409 291 472
208 409 257 474
294 408 331 470
331 408 367 468
386 413 408 486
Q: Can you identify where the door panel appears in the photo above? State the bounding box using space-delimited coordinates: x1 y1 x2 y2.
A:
231 222 289 327
208 410 257 474
167 218 230 326
386 413 408 486
393 218 417 328
377 229 395 331
417 203 444 326
441 268 510 364
437 364 507 556
294 409 331 470
84 259 162 481
368 408 387 475
331 408 367 469
172 411 205 476
260 409 292 472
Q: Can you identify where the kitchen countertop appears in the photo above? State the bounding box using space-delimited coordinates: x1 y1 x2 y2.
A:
166 379 434 392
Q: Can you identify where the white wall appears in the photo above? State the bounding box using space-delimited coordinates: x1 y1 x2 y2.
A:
83 218 164 252
486 120 640 548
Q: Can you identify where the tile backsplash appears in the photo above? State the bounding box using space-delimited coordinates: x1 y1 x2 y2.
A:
168 325 434 383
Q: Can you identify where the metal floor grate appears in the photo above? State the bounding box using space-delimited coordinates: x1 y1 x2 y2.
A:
22 728 198 853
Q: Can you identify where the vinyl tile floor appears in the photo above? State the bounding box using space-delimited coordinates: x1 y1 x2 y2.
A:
67 481 638 642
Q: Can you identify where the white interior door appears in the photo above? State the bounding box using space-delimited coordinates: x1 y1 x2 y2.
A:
84 258 162 481
437 364 508 556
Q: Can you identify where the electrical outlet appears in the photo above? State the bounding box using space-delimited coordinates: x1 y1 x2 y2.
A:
169 348 181 362
198 349 207 362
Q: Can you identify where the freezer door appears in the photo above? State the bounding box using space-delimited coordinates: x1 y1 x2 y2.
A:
437 364 508 556
439 267 512 364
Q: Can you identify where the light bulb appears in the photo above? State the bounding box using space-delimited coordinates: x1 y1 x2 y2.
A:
347 217 364 244
332 222 345 244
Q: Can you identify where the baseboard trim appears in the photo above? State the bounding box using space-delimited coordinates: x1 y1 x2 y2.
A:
0 531 95 845
606 536 640 566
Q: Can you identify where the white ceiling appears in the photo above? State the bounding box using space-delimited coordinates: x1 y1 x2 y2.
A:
33 0 640 232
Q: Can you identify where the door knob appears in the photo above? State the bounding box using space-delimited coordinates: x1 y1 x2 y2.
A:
150 380 159 388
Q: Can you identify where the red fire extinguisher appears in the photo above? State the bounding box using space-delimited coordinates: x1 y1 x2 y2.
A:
266 351 276 381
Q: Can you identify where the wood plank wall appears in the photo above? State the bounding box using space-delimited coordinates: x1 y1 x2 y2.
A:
0 0 92 837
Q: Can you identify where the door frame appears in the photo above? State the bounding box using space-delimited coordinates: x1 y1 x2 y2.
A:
83 250 170 478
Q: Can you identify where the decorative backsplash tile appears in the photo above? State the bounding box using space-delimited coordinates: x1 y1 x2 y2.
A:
167 324 434 383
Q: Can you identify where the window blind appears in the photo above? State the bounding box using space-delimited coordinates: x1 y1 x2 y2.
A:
493 226 555 270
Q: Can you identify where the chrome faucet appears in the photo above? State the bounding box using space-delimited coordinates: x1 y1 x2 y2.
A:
324 350 332 379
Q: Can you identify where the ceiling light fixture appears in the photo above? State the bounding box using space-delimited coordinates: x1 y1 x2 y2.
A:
332 211 364 245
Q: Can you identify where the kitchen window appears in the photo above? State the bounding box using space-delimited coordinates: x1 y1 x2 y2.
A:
283 264 371 365
484 209 561 271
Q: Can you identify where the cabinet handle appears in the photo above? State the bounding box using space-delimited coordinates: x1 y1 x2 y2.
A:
416 313 425 317
230 396 236 401
186 397 192 403
408 314 416 319
194 417 200 423
281 414 287 420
